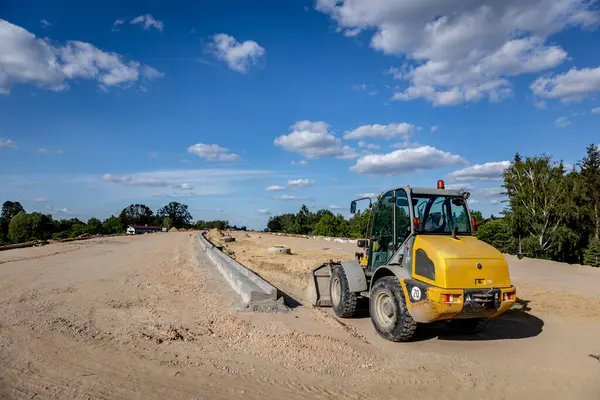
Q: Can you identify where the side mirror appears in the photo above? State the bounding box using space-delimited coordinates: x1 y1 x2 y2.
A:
357 239 368 248
350 201 357 214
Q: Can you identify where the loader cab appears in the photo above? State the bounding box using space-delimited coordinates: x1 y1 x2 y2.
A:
365 185 473 274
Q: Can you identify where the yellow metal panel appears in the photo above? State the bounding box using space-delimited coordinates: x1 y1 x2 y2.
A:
412 235 511 289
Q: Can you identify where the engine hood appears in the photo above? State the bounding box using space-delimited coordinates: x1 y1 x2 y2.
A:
412 235 511 289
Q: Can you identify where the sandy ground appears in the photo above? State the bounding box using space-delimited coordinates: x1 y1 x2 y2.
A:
1 232 599 399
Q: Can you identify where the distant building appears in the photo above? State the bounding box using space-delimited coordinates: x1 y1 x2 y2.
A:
127 225 163 235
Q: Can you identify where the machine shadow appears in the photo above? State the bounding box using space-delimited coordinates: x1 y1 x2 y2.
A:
414 298 544 342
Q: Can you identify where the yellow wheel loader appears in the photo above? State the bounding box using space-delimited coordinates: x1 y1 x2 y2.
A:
307 181 516 342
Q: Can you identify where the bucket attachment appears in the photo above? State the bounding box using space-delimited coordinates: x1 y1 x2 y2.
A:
307 264 333 307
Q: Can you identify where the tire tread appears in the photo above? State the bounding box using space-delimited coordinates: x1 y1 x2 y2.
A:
331 266 358 318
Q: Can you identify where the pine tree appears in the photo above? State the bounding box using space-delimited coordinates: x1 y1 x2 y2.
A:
579 144 600 240
583 238 600 267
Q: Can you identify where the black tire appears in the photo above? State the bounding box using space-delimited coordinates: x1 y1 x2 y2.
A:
447 318 488 335
369 277 417 342
330 266 358 318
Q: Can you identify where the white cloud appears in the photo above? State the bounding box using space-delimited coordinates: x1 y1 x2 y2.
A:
344 123 415 140
316 0 596 106
391 139 421 149
141 65 164 79
447 161 511 181
266 185 286 191
187 143 240 162
336 145 360 160
445 183 473 191
34 197 47 203
0 138 17 149
329 204 346 210
344 28 361 37
102 173 169 187
130 14 164 32
46 206 76 216
534 100 547 109
0 20 66 93
555 116 571 128
274 121 343 159
97 168 270 199
490 199 502 205
357 192 379 198
287 179 315 187
430 126 438 133
353 83 367 91
470 199 481 205
291 159 308 166
40 19 51 28
476 187 505 197
531 66 600 102
350 146 466 175
592 107 600 114
112 19 124 32
149 151 159 159
210 33 265 73
274 195 314 201
358 141 380 150
0 20 163 94
257 209 271 215
38 148 64 154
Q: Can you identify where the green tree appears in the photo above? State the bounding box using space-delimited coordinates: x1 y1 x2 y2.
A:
349 208 372 238
313 214 338 236
102 216 124 234
119 204 154 227
162 216 172 230
157 202 192 228
583 238 600 267
70 223 88 238
266 215 283 232
294 205 313 234
313 213 350 237
86 217 102 235
1 201 25 242
476 218 517 254
8 212 53 243
579 144 600 240
503 154 571 257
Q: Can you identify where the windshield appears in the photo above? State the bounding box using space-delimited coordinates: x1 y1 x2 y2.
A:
412 194 472 235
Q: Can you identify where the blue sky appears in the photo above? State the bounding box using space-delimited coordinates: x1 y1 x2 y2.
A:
1 0 600 229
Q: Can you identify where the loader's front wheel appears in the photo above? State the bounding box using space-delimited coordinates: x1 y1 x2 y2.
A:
330 266 358 318
370 277 417 342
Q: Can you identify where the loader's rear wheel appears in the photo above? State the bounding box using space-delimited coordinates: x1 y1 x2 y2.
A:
370 277 417 342
330 266 358 318
447 318 488 335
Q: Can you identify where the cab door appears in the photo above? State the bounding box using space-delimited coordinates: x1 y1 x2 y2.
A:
368 191 394 273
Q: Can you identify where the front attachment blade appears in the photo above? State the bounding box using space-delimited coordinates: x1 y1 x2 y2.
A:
307 264 333 307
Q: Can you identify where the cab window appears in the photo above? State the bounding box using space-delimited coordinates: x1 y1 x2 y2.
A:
395 189 410 246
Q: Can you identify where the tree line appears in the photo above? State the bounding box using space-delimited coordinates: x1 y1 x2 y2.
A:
0 199 247 245
266 205 371 239
0 201 232 245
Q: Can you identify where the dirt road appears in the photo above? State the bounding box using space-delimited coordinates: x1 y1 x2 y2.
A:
1 233 599 399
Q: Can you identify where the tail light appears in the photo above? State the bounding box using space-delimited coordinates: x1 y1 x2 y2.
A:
503 292 516 301
472 218 478 232
441 294 455 303
413 217 420 230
